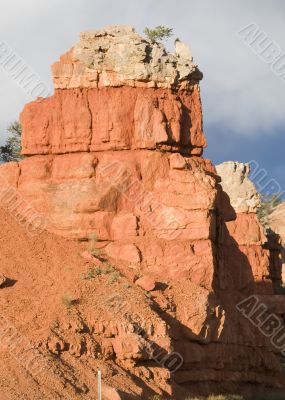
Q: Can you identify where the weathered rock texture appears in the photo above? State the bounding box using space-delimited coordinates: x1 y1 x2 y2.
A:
21 25 205 156
269 202 285 283
217 161 283 293
216 162 261 213
0 27 284 397
217 161 285 361
52 25 202 90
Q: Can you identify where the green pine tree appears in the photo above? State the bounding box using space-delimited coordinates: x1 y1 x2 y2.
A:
0 121 23 162
143 26 173 44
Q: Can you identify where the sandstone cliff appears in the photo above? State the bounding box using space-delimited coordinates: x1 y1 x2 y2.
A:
0 26 284 399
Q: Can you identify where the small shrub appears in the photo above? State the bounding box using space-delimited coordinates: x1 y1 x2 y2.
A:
90 248 101 257
88 232 102 256
105 264 115 274
123 283 131 289
143 25 173 44
108 271 121 285
62 293 76 308
89 233 98 242
81 269 95 280
94 267 104 275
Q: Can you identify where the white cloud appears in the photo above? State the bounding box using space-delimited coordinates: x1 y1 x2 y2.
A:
0 0 285 143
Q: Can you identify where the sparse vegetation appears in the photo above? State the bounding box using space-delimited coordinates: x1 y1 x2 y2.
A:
81 269 96 280
257 193 282 226
143 25 173 44
123 283 131 289
0 121 23 162
108 271 121 285
94 266 104 275
89 233 98 241
88 232 102 257
148 396 163 400
62 293 76 308
104 263 115 274
90 248 102 256
89 233 104 259
81 264 120 281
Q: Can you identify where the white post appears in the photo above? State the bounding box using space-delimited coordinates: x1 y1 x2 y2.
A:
98 370 102 400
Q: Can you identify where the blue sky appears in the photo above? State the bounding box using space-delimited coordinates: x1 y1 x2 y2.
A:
0 0 284 191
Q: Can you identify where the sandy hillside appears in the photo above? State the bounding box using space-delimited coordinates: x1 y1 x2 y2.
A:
0 206 177 400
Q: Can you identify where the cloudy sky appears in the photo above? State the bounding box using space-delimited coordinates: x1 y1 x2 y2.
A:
0 0 284 192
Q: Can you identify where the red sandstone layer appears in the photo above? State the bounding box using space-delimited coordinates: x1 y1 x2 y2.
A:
21 86 206 156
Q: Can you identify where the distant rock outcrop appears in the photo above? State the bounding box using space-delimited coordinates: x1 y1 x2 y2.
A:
216 162 261 213
217 161 285 337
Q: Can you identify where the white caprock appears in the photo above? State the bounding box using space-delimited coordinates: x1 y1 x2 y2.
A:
175 38 193 62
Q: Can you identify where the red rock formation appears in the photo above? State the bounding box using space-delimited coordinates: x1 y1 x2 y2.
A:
21 87 205 156
216 162 275 294
0 26 284 397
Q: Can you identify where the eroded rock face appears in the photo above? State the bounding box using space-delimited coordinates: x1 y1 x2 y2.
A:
21 25 205 157
270 203 285 238
52 25 202 90
21 87 206 156
217 162 285 378
0 27 284 395
216 161 279 293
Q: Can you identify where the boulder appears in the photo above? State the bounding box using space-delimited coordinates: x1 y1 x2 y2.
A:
135 276 156 291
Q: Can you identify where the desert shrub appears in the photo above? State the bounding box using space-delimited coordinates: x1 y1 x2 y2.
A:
108 271 121 285
62 293 76 308
88 233 101 255
90 248 101 256
105 263 115 273
94 267 104 275
81 269 96 280
0 121 23 162
89 233 98 241
123 283 131 289
143 25 173 44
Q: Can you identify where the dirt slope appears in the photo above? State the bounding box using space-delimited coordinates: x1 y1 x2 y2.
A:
0 206 174 400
